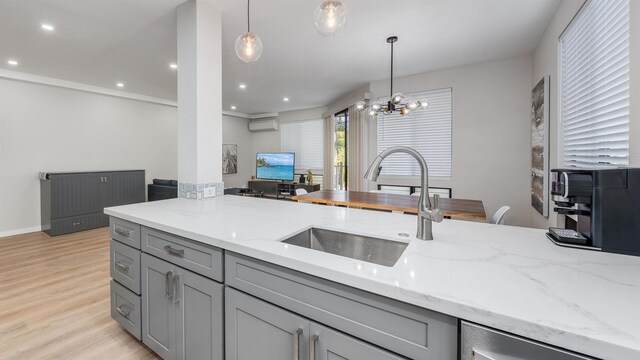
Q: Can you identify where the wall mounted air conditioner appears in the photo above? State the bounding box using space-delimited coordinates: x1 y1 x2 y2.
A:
248 118 278 132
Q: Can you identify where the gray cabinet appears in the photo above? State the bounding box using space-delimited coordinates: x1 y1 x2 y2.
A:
226 287 308 360
141 253 223 360
142 253 177 359
310 323 406 360
40 170 145 236
226 288 405 360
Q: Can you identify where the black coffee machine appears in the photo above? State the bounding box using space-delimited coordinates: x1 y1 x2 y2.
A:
548 168 640 256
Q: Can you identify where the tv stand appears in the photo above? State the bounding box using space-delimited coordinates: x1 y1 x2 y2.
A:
248 180 320 200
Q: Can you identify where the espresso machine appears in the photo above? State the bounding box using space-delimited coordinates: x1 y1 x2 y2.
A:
548 168 640 256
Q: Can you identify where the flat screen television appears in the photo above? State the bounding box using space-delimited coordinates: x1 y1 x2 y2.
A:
256 152 295 181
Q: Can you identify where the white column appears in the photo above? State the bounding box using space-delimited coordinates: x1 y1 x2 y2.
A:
177 0 223 199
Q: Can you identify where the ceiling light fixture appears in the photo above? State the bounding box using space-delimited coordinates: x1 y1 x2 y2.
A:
231 105 237 110
356 36 429 118
116 82 124 88
7 60 18 66
239 83 247 89
235 0 263 63
41 23 55 32
283 97 289 102
169 63 178 70
314 0 348 37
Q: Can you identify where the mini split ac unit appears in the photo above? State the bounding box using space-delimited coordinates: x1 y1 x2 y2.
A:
248 118 278 132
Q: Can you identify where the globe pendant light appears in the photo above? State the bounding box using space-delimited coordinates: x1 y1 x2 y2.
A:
314 0 348 37
235 0 263 63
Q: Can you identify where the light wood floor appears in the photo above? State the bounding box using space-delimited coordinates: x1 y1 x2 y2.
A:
0 228 159 360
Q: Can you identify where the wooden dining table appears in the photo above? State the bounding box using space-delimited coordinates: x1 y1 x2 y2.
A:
292 190 487 221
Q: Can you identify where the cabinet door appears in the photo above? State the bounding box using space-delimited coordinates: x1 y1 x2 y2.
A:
174 267 224 360
50 174 101 218
142 254 177 360
101 171 145 208
310 323 407 360
225 288 309 360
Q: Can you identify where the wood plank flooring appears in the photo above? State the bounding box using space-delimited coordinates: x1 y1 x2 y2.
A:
0 228 159 359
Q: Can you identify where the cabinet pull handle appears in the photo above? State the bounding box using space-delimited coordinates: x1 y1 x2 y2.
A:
163 245 185 257
114 262 129 272
115 305 131 318
165 271 173 300
172 275 180 304
293 328 303 360
310 334 319 360
115 228 130 237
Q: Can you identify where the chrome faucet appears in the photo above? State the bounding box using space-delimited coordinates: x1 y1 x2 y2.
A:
364 146 443 240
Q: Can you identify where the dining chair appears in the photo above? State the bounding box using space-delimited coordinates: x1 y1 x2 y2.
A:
490 206 510 225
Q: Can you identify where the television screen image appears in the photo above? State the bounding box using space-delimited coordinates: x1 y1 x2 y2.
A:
256 152 295 181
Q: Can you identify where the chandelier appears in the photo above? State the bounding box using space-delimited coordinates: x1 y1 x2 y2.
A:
356 36 429 117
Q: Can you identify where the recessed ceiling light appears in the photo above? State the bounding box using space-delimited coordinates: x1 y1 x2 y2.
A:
116 82 125 88
283 97 289 102
169 63 178 70
239 83 246 89
7 60 18 66
230 105 237 110
41 23 55 32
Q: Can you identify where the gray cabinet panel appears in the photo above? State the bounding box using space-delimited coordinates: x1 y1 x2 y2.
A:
50 173 101 218
110 239 141 294
310 323 406 360
225 253 457 360
142 254 177 360
110 217 142 249
101 171 145 208
141 227 224 282
110 280 142 340
175 267 223 360
50 212 108 236
225 287 309 360
460 321 595 360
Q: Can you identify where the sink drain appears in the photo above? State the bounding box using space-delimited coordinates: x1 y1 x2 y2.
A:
398 233 410 237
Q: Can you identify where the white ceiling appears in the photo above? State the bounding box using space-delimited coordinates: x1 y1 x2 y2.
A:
0 0 561 115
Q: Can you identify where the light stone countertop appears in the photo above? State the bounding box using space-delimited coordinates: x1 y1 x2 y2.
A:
105 195 640 359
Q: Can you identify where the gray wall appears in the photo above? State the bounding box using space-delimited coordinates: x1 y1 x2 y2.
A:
222 115 252 188
0 77 178 237
367 56 533 227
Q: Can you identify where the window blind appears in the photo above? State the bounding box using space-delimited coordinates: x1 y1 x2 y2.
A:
281 119 324 172
560 0 630 168
377 88 452 177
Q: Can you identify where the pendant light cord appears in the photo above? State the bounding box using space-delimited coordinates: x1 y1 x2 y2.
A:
390 40 394 98
247 0 250 33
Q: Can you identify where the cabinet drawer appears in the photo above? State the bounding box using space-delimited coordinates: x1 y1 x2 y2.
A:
141 227 223 282
111 280 142 340
50 213 108 236
461 321 595 360
110 240 141 294
110 217 141 249
225 253 457 360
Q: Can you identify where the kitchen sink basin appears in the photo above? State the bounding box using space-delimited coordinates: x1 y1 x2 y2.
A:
282 228 408 267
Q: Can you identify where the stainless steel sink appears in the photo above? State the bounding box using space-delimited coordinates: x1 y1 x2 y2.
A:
282 228 408 267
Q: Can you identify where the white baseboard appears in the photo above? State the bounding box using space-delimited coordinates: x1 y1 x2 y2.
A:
0 226 42 239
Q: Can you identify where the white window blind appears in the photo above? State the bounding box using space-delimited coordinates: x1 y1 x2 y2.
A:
377 88 452 177
281 119 324 172
560 0 630 168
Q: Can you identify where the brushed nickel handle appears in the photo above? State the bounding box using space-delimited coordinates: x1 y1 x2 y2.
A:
116 305 131 318
172 275 180 304
293 328 303 360
165 271 173 300
114 262 129 272
310 334 319 360
163 245 184 257
114 228 130 237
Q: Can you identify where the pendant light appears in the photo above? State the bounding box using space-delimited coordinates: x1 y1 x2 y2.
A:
356 36 429 118
314 0 348 37
235 0 263 63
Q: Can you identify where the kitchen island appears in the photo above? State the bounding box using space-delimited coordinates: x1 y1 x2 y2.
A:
105 195 640 360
